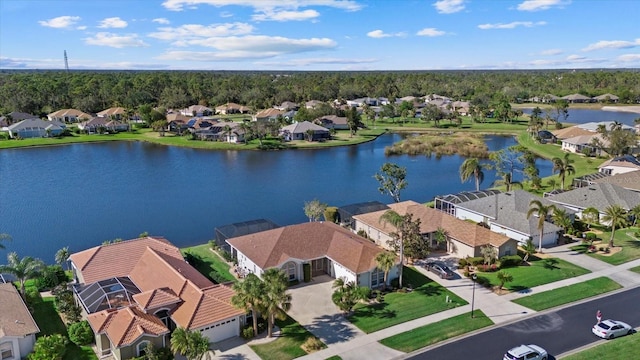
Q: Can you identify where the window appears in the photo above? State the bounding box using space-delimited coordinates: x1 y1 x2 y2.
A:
136 341 150 357
1 342 14 360
285 262 296 281
371 267 385 287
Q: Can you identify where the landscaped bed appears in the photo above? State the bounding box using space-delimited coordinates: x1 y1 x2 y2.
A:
250 316 325 360
379 311 493 352
512 277 622 311
570 227 640 265
348 267 467 334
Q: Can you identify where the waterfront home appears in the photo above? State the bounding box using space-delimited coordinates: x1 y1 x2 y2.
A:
315 115 348 130
180 105 213 117
561 93 592 103
598 155 640 175
561 134 608 156
69 236 244 359
252 108 283 122
78 117 128 133
280 121 330 141
215 103 250 115
0 283 40 360
0 111 39 127
226 221 399 289
192 121 245 143
214 219 280 252
546 183 640 224
47 108 92 123
97 107 127 119
6 118 65 138
551 126 593 140
593 93 619 103
353 201 517 259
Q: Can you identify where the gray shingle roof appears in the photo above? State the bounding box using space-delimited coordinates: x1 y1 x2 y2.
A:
546 183 640 211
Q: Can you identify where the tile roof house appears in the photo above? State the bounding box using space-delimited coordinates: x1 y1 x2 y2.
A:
69 236 244 360
452 191 567 247
78 117 129 133
593 93 619 103
252 108 283 122
214 103 250 115
180 105 214 117
552 126 594 140
47 108 92 123
226 222 399 289
598 155 640 176
561 134 609 156
0 283 40 360
314 115 348 130
97 107 127 119
353 201 518 259
561 93 592 103
6 118 65 138
280 121 330 141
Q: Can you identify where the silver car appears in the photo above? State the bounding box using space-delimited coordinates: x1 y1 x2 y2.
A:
592 319 634 339
503 344 548 360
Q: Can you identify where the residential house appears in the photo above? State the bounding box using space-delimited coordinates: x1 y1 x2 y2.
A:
69 236 244 360
353 201 518 259
78 117 128 133
450 101 470 115
215 103 250 115
0 111 39 128
314 115 348 130
0 283 40 360
561 94 592 103
528 94 561 103
6 118 65 138
192 121 246 143
546 183 640 224
578 121 635 133
252 108 283 122
598 155 640 175
561 134 608 156
98 107 127 119
346 97 379 107
47 109 92 123
593 170 640 193
552 126 594 140
450 190 566 247
214 219 280 252
276 101 299 111
166 113 192 133
180 105 213 117
305 100 324 109
226 221 399 289
593 93 619 103
280 121 330 141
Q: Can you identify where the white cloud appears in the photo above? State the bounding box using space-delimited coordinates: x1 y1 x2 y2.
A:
416 28 446 37
253 9 319 21
220 11 233 17
98 17 128 28
85 32 149 48
162 0 363 12
152 18 171 24
540 48 562 55
149 23 254 43
617 54 640 62
367 30 406 38
517 0 570 12
38 16 81 29
433 0 465 14
77 26 88 30
478 21 546 29
582 39 640 52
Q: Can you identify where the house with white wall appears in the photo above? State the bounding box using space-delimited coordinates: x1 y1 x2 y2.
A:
0 283 40 360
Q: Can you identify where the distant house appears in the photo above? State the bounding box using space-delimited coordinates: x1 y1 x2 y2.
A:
78 117 128 133
47 109 92 123
347 97 379 107
0 111 39 128
561 94 592 103
593 93 619 103
97 107 127 119
305 100 324 109
180 105 213 117
546 183 640 223
529 94 560 103
252 108 283 122
69 236 244 360
6 118 65 138
226 221 399 289
280 121 330 141
0 283 40 360
561 134 608 156
598 155 640 175
214 219 280 252
315 115 348 130
276 101 299 111
192 121 246 143
215 103 250 115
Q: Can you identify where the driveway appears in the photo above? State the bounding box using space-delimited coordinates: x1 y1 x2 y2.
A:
287 275 365 345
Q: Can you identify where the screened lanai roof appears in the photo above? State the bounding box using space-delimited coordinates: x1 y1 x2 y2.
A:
215 219 280 241
74 276 141 314
435 190 502 204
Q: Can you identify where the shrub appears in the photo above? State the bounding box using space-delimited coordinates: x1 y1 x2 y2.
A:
28 334 67 360
208 271 228 284
463 269 470 277
468 257 484 266
208 240 217 250
390 277 399 289
458 258 468 267
498 255 523 268
323 206 338 223
301 336 324 353
24 287 42 306
585 232 597 241
356 229 369 239
68 321 94 345
605 247 611 253
241 326 254 339
35 265 67 291
219 249 234 263
599 247 605 252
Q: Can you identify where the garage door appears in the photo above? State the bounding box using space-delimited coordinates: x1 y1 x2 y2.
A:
200 317 239 343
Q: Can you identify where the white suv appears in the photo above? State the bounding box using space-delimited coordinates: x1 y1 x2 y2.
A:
503 344 548 360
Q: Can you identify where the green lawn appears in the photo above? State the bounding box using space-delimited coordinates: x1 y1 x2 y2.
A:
512 277 622 311
561 331 639 360
379 311 493 353
325 356 342 360
629 265 640 274
180 244 236 283
475 256 590 292
250 316 325 360
348 267 467 334
569 227 640 265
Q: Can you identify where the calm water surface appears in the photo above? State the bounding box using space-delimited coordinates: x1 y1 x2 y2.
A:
1 134 551 262
521 108 639 126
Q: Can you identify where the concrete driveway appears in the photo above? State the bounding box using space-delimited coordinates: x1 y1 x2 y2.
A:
287 275 365 345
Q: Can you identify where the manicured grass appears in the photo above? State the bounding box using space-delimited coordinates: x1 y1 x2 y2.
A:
374 116 531 134
475 256 590 292
629 265 640 274
379 311 493 352
569 227 640 265
512 277 622 311
325 356 342 360
181 244 236 283
561 330 639 360
348 267 467 334
250 316 325 360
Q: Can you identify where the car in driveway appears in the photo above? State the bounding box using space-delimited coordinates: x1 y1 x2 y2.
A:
592 319 634 339
503 344 547 360
423 261 455 279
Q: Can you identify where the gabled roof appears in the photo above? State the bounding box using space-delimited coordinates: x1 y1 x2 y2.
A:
226 222 389 274
132 287 181 311
598 155 640 170
171 283 242 330
561 93 591 101
97 107 126 117
7 118 64 131
546 183 640 211
552 126 594 140
577 121 635 132
281 121 329 134
316 115 347 125
0 283 40 337
87 306 169 347
255 108 283 118
593 170 640 192
594 93 619 100
562 134 608 146
48 108 92 119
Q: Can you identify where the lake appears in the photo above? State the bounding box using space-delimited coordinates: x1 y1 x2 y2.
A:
1 133 550 263
520 108 639 126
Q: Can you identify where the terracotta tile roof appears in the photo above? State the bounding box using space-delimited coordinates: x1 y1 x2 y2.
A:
87 306 169 347
0 283 40 337
132 287 181 311
47 108 92 119
69 237 183 284
255 108 283 118
227 222 387 274
171 283 244 330
97 107 126 117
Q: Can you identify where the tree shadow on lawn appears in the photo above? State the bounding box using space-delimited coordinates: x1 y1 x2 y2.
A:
306 314 359 345
542 258 560 270
350 302 397 320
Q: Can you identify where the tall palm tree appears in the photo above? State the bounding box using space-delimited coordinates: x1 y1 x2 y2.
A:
55 246 70 271
231 273 263 338
602 204 629 248
551 153 575 190
521 239 537 262
374 251 396 290
551 208 572 235
526 200 556 253
260 268 292 338
494 172 522 192
582 207 601 227
629 204 640 227
379 210 405 288
459 158 487 191
0 252 44 295
170 327 212 360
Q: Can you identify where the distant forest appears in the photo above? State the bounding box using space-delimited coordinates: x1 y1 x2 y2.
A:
1 69 639 117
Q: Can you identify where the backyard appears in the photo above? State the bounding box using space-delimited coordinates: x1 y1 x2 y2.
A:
181 243 236 283
569 227 640 265
348 267 467 333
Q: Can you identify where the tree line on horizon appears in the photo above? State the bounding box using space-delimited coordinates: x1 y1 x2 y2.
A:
1 69 639 118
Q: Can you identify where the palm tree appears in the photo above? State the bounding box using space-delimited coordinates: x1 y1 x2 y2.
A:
526 200 556 253
331 277 369 314
170 327 212 360
374 251 396 290
551 208 572 235
494 172 522 192
0 252 44 295
521 239 537 262
496 271 513 291
55 246 70 271
602 204 629 248
582 207 600 227
260 268 292 338
629 204 640 227
379 210 405 288
459 158 487 191
551 153 575 190
433 227 448 249
231 273 263 338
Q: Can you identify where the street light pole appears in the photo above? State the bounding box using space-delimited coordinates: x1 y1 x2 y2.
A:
471 274 477 318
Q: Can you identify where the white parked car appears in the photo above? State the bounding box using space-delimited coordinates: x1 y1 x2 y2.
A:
503 344 548 360
592 319 634 339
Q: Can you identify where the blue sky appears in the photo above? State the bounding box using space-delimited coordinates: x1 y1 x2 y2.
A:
1 0 639 71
